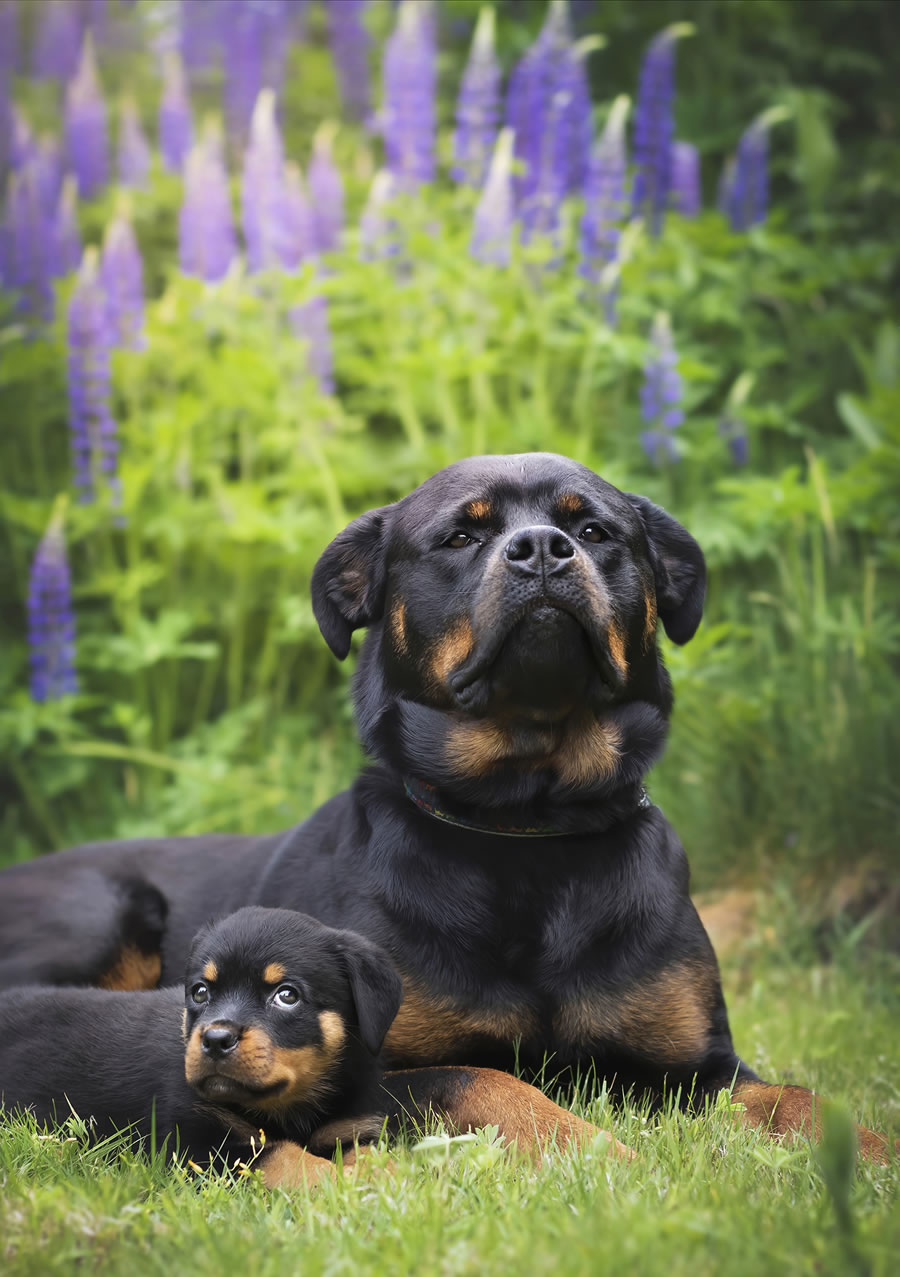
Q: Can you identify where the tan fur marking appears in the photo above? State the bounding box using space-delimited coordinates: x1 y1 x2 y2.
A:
259 1141 337 1191
553 718 622 788
555 963 713 1064
643 592 658 650
429 617 475 686
390 599 408 656
464 499 492 521
263 963 286 985
731 1080 897 1165
203 961 218 983
606 625 629 680
98 946 161 991
385 984 538 1065
557 492 584 514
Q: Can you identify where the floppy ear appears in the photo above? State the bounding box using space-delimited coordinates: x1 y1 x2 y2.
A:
310 506 394 660
627 494 706 645
336 930 404 1055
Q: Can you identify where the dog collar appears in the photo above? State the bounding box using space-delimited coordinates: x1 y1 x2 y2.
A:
403 776 652 838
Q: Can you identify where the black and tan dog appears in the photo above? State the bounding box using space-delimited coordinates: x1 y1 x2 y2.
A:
0 906 407 1188
0 454 892 1162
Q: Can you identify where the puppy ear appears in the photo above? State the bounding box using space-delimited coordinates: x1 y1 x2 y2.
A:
310 506 394 659
627 494 706 645
336 931 404 1055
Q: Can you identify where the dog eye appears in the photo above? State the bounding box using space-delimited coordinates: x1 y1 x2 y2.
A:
190 983 209 1005
273 985 301 1008
580 524 608 544
444 531 476 549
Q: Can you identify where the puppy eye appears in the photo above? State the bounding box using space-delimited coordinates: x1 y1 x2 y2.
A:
190 983 209 1005
444 531 475 549
273 985 301 1008
580 524 608 544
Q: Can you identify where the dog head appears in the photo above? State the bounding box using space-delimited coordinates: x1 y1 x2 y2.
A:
182 907 402 1118
312 453 705 807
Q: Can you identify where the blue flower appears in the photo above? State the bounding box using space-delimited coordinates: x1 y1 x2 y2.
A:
3 164 54 321
159 51 194 173
241 89 292 273
670 140 700 216
101 211 145 350
67 249 120 504
27 508 78 703
33 0 82 82
725 120 768 231
179 127 237 282
631 24 692 237
308 129 345 255
326 0 371 123
453 7 501 188
471 127 515 267
383 0 437 189
640 312 683 465
64 35 108 199
118 100 151 189
579 96 628 324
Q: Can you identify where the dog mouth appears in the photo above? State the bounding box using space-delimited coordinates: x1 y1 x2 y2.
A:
192 1072 288 1106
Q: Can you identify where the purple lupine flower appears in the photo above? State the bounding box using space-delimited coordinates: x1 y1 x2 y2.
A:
223 2 288 152
117 100 151 188
179 128 237 281
631 24 692 236
640 312 683 465
50 177 82 278
307 129 345 255
383 0 437 189
327 0 371 122
67 248 120 504
241 88 293 272
179 0 220 74
4 164 54 319
27 509 78 703
291 295 334 395
64 35 109 199
282 162 317 270
471 127 515 267
719 416 749 466
726 119 768 231
10 106 34 170
579 95 628 325
359 169 396 261
159 51 194 173
33 0 82 82
101 212 144 349
0 69 9 179
453 7 501 188
0 1 19 74
33 135 64 214
85 0 110 43
670 140 700 216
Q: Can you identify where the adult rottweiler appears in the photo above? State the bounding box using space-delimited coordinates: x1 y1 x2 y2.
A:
0 453 892 1161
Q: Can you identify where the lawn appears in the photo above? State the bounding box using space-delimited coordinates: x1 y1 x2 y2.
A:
2 893 897 1277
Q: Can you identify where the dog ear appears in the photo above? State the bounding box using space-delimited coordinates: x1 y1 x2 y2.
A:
626 494 706 644
311 506 394 659
336 931 404 1055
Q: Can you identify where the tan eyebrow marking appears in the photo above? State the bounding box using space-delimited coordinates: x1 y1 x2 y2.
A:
464 499 492 521
557 492 585 514
263 963 287 984
203 961 218 983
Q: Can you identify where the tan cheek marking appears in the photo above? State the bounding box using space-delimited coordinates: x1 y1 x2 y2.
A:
263 963 286 985
180 1008 188 1043
318 1010 346 1053
203 961 218 983
390 598 408 657
98 946 161 991
607 624 629 680
429 616 474 686
255 1013 346 1113
184 1025 207 1085
553 719 621 788
554 963 713 1064
557 492 584 514
464 499 492 520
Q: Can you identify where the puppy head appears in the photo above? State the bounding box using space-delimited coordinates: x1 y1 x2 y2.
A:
182 907 402 1117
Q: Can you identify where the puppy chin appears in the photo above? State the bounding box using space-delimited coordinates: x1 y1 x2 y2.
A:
193 1072 286 1105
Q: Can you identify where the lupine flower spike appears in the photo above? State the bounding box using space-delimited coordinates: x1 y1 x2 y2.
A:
242 89 294 274
179 123 237 282
359 170 397 261
51 177 83 278
4 164 54 320
159 51 194 174
65 34 109 199
307 126 345 256
718 371 755 466
67 247 120 504
723 107 789 232
101 208 145 349
27 502 78 703
453 7 501 188
471 127 515 267
670 140 700 216
34 135 63 215
579 95 629 325
327 0 371 123
283 163 316 271
118 99 151 188
631 23 693 237
33 0 82 82
383 0 437 190
291 295 335 395
640 312 683 465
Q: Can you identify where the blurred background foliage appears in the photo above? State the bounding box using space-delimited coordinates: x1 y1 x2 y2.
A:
1 0 898 888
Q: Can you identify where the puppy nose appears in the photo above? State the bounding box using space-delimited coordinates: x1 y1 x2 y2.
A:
202 1024 240 1056
504 526 575 576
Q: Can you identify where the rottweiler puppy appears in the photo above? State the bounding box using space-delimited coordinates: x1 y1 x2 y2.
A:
0 454 892 1162
0 907 404 1188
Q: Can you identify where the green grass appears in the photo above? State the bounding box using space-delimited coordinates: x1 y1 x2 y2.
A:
2 900 898 1277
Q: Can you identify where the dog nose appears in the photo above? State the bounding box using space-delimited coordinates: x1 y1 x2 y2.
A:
504 526 576 577
202 1024 240 1056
